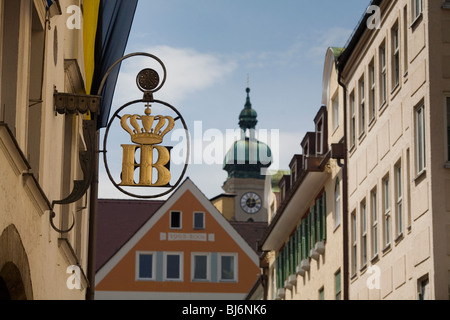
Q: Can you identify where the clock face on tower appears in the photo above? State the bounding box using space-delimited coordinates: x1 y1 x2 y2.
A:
240 192 262 214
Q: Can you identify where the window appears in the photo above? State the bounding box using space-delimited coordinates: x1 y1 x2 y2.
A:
302 141 309 169
301 217 309 261
335 178 341 228
289 234 296 276
291 162 297 186
415 104 426 174
395 162 403 237
383 176 391 247
192 254 209 281
319 287 325 300
27 4 45 180
276 252 284 290
317 192 327 242
1 0 20 135
359 76 366 136
170 211 182 229
351 211 357 275
220 254 237 282
371 189 378 258
333 95 339 131
369 60 376 122
380 43 387 107
418 275 430 300
392 24 400 89
193 212 205 230
412 0 423 21
299 221 305 262
335 270 342 300
310 206 316 250
360 200 367 267
406 149 412 229
164 253 183 281
403 6 409 75
137 252 155 280
447 98 450 161
350 92 356 147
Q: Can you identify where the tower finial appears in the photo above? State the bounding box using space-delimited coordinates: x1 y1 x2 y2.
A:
247 74 250 89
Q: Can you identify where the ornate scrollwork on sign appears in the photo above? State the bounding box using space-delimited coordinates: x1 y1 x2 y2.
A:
102 53 190 199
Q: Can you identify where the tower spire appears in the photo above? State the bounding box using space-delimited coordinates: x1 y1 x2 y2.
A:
239 83 257 131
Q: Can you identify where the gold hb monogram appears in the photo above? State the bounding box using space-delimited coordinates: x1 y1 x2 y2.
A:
120 106 174 187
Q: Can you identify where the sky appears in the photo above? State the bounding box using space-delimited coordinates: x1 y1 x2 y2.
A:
98 0 372 200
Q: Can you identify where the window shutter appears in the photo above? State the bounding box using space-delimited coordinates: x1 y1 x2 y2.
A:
276 254 281 289
306 216 310 256
319 192 327 241
310 206 316 251
291 235 296 274
283 246 288 283
289 236 295 275
299 224 303 262
316 194 320 241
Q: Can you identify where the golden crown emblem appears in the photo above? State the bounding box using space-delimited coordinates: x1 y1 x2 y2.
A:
121 106 175 145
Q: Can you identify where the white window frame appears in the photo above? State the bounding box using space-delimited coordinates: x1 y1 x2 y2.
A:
359 76 366 137
412 0 423 22
350 91 356 148
369 60 376 122
193 212 205 230
371 188 378 259
136 251 156 281
334 178 341 229
332 94 339 132
360 200 367 268
351 211 357 276
395 162 403 238
316 115 324 155
383 175 391 248
415 103 426 175
218 253 238 282
170 211 182 230
380 43 387 108
191 253 210 282
403 5 409 76
163 252 184 281
392 23 400 89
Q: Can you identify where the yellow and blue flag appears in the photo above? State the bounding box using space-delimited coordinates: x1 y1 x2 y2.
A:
83 0 138 129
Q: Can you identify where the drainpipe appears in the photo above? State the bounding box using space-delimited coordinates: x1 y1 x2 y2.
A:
337 70 349 301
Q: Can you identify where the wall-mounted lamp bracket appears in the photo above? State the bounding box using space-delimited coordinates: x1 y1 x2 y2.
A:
50 106 98 233
54 91 102 115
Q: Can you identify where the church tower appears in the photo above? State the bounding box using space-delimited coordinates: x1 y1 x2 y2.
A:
220 87 272 222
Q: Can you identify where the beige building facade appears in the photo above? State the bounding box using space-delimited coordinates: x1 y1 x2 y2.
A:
260 47 346 300
0 0 93 300
338 0 450 300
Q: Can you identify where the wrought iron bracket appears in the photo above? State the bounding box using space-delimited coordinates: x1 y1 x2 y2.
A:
50 118 97 234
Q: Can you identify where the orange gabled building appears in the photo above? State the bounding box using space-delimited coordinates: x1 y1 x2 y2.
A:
95 178 263 300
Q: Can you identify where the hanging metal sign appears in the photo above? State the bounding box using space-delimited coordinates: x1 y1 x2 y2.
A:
102 53 190 199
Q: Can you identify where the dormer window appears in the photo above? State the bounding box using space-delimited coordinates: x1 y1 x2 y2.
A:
303 142 309 169
313 106 327 156
280 181 286 202
291 162 297 186
316 118 324 155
